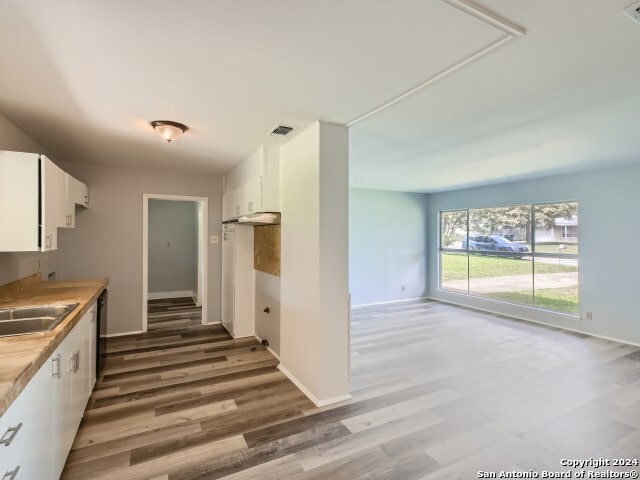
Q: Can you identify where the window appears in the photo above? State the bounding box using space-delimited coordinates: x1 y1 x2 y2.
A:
439 202 579 315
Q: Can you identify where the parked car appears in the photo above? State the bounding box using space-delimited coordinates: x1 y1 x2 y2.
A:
461 234 529 258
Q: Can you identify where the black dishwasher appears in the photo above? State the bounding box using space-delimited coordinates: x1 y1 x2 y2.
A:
96 289 108 377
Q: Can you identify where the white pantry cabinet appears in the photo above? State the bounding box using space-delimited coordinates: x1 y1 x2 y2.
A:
222 145 279 221
0 150 88 251
221 224 255 337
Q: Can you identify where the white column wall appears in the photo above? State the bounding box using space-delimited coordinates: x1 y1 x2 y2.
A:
279 121 350 406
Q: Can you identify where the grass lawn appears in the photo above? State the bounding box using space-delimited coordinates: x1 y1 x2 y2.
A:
441 253 578 281
486 286 579 315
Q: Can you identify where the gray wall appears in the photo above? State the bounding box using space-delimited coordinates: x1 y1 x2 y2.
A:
148 199 197 295
427 162 640 345
57 160 223 335
349 188 429 306
0 112 60 286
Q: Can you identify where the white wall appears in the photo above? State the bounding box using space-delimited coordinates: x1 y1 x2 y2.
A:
148 199 197 295
57 160 222 335
255 271 280 356
280 121 350 405
0 112 59 286
349 188 428 306
427 162 640 345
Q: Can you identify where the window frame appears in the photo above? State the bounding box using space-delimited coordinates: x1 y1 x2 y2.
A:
438 201 579 316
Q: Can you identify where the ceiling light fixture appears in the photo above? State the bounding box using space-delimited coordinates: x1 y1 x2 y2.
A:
150 120 188 143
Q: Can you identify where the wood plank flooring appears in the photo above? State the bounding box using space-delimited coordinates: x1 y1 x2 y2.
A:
63 298 640 479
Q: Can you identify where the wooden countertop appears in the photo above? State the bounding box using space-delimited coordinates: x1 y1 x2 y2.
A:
0 278 109 416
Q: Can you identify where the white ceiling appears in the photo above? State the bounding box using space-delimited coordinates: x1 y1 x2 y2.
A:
0 0 638 191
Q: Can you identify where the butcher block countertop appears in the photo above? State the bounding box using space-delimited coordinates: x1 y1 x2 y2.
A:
0 277 108 416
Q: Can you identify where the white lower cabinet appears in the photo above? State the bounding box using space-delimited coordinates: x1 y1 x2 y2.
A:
52 305 94 479
0 301 97 480
0 372 29 480
0 345 53 480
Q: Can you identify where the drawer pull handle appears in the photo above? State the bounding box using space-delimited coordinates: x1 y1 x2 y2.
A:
0 423 22 446
3 465 20 480
52 354 61 379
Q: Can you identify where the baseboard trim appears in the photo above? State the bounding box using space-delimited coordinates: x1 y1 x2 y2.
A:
352 296 429 309
203 320 221 326
102 330 144 338
278 364 352 407
427 296 640 348
254 333 280 361
148 290 196 300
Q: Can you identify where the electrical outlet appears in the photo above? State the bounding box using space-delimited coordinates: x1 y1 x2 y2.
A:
401 285 406 292
210 235 219 244
585 311 593 320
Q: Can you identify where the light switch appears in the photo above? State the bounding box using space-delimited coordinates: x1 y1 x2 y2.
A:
210 235 219 244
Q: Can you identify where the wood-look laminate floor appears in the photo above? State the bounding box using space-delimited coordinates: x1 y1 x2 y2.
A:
63 298 640 480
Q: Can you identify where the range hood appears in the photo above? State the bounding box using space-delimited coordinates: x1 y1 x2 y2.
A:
223 212 280 226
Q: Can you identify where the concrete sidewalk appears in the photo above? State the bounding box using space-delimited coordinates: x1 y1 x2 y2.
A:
443 272 578 293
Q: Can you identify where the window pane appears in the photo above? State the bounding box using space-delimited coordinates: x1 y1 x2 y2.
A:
440 210 468 292
441 251 468 293
468 206 533 304
534 202 578 256
438 203 579 316
469 253 533 305
533 256 579 314
441 210 467 249
468 205 531 257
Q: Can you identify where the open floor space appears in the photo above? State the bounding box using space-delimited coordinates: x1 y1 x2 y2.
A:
64 299 640 479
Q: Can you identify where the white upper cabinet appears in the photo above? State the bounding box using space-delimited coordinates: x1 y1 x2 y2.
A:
222 145 280 221
0 151 40 251
0 150 89 252
69 175 89 208
60 174 89 229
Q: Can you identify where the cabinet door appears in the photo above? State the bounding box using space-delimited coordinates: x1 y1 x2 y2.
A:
66 176 89 228
69 176 88 208
0 380 27 480
245 177 261 214
0 151 40 252
0 357 55 480
19 360 54 480
79 309 93 404
222 188 238 221
57 171 72 229
260 145 280 212
221 228 235 334
232 226 255 338
88 305 97 388
40 156 60 251
52 326 78 479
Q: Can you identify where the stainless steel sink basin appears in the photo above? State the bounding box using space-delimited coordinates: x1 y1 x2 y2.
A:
0 303 78 337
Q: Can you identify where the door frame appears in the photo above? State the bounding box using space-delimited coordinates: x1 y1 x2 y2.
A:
142 193 208 332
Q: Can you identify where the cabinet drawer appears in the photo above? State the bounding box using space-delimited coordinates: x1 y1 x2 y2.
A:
0 387 27 479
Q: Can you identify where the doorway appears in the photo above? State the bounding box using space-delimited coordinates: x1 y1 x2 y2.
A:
142 194 208 332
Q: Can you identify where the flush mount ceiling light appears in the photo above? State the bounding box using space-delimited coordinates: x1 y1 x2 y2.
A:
150 120 188 143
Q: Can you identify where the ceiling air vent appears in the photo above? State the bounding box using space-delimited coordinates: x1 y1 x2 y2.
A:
269 124 295 136
624 2 640 24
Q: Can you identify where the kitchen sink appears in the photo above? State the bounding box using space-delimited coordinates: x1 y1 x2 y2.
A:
0 303 79 337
